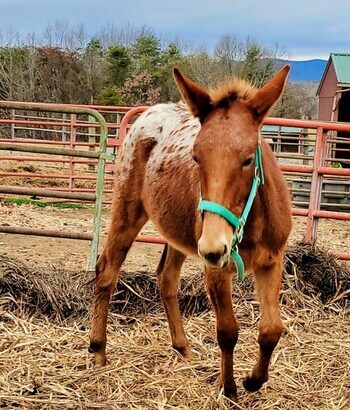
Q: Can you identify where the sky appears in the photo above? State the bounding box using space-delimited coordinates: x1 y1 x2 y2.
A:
0 0 349 60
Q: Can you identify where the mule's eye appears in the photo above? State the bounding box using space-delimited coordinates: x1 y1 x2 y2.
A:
242 157 253 167
193 155 199 164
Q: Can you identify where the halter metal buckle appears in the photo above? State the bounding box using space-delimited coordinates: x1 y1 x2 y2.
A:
255 166 261 182
235 223 244 244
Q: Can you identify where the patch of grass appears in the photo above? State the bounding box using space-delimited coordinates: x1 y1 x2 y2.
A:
51 202 88 210
2 197 88 209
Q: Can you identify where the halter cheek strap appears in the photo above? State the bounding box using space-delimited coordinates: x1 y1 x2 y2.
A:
198 143 264 282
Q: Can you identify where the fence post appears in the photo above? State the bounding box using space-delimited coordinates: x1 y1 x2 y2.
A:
276 126 282 154
62 113 68 142
69 114 77 191
88 114 97 171
305 126 327 242
88 112 109 271
11 109 15 139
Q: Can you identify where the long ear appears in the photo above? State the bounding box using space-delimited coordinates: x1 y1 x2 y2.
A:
173 67 212 121
248 65 290 118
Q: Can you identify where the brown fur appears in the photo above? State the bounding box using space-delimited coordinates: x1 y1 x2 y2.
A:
89 65 292 403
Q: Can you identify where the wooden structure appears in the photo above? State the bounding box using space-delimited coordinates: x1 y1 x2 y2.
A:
317 53 350 122
317 53 350 165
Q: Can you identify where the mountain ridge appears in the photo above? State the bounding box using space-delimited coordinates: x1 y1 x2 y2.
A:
277 59 327 82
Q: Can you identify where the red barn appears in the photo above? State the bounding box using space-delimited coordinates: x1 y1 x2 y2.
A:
317 53 350 165
317 53 350 122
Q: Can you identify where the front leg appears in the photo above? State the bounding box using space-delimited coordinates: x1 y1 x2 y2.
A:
243 254 284 392
206 267 239 401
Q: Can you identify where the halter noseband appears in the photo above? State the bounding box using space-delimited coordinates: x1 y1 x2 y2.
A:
198 141 264 282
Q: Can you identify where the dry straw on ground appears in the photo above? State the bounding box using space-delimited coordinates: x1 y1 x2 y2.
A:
0 243 349 409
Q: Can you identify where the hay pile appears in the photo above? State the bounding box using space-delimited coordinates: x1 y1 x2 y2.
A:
1 242 348 322
0 255 210 322
0 243 349 409
285 241 350 306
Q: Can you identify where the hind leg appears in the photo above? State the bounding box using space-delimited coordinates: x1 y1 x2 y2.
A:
89 201 148 366
243 253 284 392
157 244 191 358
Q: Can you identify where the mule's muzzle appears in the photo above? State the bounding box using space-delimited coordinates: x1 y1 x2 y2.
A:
198 242 229 268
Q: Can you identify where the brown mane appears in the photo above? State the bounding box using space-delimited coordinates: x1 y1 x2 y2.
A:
209 77 257 106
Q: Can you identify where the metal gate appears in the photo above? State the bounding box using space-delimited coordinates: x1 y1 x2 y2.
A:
0 101 112 271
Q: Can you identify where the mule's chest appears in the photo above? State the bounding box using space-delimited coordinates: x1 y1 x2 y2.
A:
142 145 200 255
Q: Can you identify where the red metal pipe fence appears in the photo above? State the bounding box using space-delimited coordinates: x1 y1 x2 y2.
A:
0 101 113 271
0 103 349 260
119 108 350 259
0 103 126 196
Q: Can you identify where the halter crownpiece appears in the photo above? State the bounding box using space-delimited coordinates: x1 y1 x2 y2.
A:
198 141 265 282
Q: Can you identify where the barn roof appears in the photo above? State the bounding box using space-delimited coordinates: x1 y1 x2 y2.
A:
317 53 350 95
262 125 303 134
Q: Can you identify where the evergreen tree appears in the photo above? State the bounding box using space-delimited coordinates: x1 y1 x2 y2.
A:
130 33 161 74
106 45 131 86
83 38 104 103
241 44 275 87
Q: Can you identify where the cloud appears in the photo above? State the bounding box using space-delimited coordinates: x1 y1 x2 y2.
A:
0 0 349 59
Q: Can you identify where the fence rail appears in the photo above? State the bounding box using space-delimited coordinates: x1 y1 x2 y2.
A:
119 108 350 260
0 103 349 261
0 101 110 271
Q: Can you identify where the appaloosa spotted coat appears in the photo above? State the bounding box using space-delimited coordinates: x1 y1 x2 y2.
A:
89 66 292 402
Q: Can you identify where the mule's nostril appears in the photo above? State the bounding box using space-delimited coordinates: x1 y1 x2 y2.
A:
199 240 228 266
205 252 222 265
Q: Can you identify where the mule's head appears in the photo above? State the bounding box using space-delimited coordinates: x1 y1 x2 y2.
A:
173 65 290 268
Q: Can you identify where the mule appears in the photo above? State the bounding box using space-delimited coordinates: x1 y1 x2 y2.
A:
89 65 292 401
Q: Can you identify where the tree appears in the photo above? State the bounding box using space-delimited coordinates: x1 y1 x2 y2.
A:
214 35 244 78
97 85 124 106
43 20 70 48
94 23 150 48
82 38 105 104
158 43 189 101
130 33 161 73
241 44 275 87
106 45 132 86
0 22 315 116
35 47 87 103
187 49 217 88
0 47 34 101
273 83 316 119
120 71 161 106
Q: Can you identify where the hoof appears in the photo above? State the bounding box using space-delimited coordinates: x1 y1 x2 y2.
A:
223 386 238 403
88 340 107 366
220 378 238 402
173 344 192 359
94 357 107 367
88 340 104 353
243 374 266 392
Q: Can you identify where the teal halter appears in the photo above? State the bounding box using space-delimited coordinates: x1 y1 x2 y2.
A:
198 143 264 282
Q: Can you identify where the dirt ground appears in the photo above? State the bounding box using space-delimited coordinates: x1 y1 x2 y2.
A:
0 202 349 409
0 202 349 273
1 157 349 271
